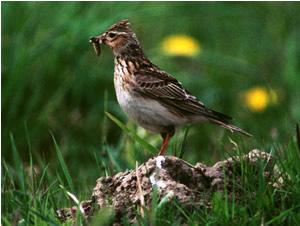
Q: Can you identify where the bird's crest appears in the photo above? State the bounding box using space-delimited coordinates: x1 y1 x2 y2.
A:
108 19 132 33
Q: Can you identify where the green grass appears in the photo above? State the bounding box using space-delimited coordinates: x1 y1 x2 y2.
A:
2 2 300 225
2 133 300 225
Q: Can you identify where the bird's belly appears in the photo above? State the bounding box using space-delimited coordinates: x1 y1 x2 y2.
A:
114 78 184 133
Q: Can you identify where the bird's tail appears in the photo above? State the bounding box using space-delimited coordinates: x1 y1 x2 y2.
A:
210 119 252 137
205 109 252 137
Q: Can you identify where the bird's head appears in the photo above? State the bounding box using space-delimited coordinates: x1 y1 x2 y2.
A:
90 20 139 56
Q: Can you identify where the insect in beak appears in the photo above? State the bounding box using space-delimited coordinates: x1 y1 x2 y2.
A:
89 36 102 56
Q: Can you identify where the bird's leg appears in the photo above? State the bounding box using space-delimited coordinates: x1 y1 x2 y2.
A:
158 132 173 156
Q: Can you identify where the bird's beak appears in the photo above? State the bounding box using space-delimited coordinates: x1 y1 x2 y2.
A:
89 35 103 56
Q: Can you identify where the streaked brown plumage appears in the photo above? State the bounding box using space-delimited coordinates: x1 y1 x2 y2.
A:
90 20 251 155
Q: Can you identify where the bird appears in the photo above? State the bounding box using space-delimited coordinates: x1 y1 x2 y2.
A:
90 20 251 156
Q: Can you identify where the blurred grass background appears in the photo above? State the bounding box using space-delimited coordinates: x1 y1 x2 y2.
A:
2 2 300 224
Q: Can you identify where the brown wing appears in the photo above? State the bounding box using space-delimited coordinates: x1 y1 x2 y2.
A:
133 69 232 122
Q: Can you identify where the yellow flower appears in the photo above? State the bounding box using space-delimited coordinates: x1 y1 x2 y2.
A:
161 35 201 57
243 86 278 112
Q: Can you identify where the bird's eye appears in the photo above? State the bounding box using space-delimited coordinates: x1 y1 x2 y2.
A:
108 32 116 38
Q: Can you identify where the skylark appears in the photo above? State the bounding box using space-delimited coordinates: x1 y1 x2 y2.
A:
90 20 251 155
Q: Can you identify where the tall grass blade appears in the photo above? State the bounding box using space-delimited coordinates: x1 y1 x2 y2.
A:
9 132 25 192
105 112 157 154
179 127 189 159
1 217 13 226
24 121 35 194
50 133 74 192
